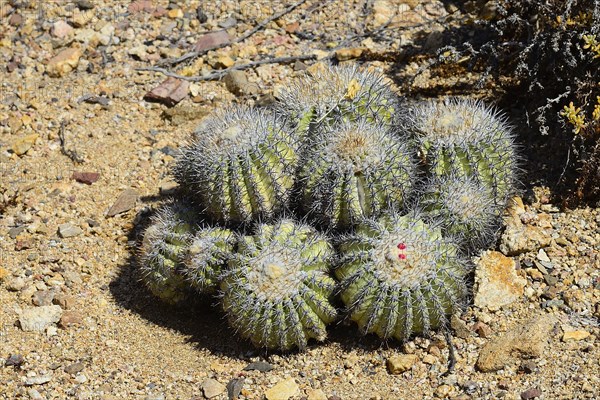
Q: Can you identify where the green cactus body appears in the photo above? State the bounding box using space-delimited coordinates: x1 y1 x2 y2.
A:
277 65 400 141
336 212 469 341
181 227 236 293
138 203 198 304
408 99 518 205
221 219 337 350
420 174 503 250
298 119 417 229
174 107 299 225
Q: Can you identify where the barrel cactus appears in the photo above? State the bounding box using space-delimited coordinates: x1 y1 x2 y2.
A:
277 64 401 141
174 106 299 225
335 211 470 341
419 173 504 250
137 202 198 304
220 219 337 350
406 98 518 205
181 227 236 294
297 118 417 229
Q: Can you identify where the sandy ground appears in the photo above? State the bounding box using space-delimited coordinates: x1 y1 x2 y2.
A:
1 1 599 399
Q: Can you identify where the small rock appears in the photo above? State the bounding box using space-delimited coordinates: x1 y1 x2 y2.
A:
72 171 100 184
243 361 274 372
25 375 52 386
0 267 8 282
144 78 189 107
226 377 244 400
76 0 95 10
75 374 87 383
562 329 590 341
521 388 542 400
306 389 327 400
335 48 364 61
8 13 23 26
500 222 551 256
62 269 83 287
128 0 153 13
106 188 138 217
19 305 63 333
472 322 492 338
536 249 550 263
5 354 24 367
128 45 148 60
47 47 82 77
58 223 83 238
6 277 26 291
476 315 556 372
27 388 44 400
218 17 237 29
12 134 39 156
224 70 259 96
159 180 178 195
8 225 26 239
194 31 231 52
387 354 418 374
65 362 85 374
264 378 300 400
212 55 235 69
284 21 300 33
450 315 471 339
32 290 55 307
202 378 226 398
72 9 94 27
53 294 76 310
167 8 183 19
51 20 74 39
59 310 84 328
196 7 208 23
474 251 526 311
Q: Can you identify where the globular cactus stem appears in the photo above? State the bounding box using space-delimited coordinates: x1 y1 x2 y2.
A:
137 202 198 304
220 219 337 351
419 173 504 251
406 98 518 206
174 106 300 225
181 227 236 294
298 118 417 229
335 211 470 341
277 64 401 142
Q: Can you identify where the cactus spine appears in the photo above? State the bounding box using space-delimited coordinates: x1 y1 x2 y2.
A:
420 173 504 250
220 219 337 350
181 227 236 293
174 106 299 225
407 98 518 206
335 211 470 341
277 65 400 141
298 118 417 229
137 202 198 304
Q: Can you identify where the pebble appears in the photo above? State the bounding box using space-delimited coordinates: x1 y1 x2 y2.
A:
5 354 25 367
159 180 179 195
106 188 139 217
562 329 591 341
24 375 52 386
264 378 300 400
46 47 82 77
19 305 63 333
520 388 542 399
51 20 74 39
500 221 551 256
201 378 226 398
144 78 189 107
224 70 259 96
474 251 527 311
387 354 418 374
64 362 85 374
335 48 364 61
226 378 244 400
72 171 100 185
306 389 328 400
0 267 8 281
12 134 39 156
219 17 237 29
27 389 44 400
194 31 231 52
32 290 55 307
6 276 26 291
212 55 235 69
58 223 83 238
59 310 84 328
476 315 555 372
244 361 274 372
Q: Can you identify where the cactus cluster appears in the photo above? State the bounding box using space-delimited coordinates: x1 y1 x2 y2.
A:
137 64 520 351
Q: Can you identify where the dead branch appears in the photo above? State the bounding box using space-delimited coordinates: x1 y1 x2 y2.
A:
137 54 318 82
158 0 309 67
